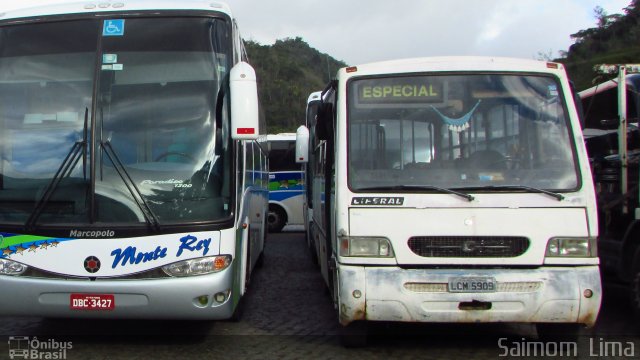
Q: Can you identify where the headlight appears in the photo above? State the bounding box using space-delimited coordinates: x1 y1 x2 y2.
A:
162 255 232 277
0 258 28 276
545 238 597 257
339 236 395 257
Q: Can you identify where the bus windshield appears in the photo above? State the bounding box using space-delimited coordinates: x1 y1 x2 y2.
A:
347 74 579 192
0 16 232 226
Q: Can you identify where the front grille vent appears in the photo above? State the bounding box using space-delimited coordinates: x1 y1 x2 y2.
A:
408 236 529 258
20 267 170 280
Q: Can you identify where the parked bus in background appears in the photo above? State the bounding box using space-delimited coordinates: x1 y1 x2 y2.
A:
298 57 601 346
267 133 304 232
579 66 640 318
0 0 268 321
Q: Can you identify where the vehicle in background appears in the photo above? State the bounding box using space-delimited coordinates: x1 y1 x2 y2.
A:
0 0 268 321
267 133 304 232
298 57 601 346
579 66 640 318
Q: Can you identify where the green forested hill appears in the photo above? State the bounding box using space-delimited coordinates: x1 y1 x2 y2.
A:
560 0 640 90
245 37 347 133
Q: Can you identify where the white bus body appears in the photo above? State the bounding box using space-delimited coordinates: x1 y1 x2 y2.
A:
0 0 268 320
299 57 601 342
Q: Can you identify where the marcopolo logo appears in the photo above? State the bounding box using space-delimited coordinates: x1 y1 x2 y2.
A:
7 336 72 359
69 230 115 238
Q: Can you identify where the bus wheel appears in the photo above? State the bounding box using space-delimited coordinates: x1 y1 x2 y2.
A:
308 237 318 267
630 256 640 321
229 294 245 322
230 248 251 322
339 321 368 347
267 205 286 232
255 251 265 269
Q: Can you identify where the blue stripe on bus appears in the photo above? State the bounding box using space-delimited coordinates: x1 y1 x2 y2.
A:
270 190 304 202
269 172 303 181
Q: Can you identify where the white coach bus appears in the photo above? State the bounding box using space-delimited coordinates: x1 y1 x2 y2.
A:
298 57 601 345
0 0 268 320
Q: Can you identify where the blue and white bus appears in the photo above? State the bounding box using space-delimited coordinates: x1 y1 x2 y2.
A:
267 133 304 232
0 0 268 320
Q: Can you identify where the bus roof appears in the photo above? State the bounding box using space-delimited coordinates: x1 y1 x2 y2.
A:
339 56 567 77
0 0 233 21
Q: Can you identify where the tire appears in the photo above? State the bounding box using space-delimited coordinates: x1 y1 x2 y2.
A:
267 205 286 232
339 321 368 347
255 218 267 269
228 292 246 322
306 222 319 268
255 251 265 269
230 246 251 322
630 259 640 321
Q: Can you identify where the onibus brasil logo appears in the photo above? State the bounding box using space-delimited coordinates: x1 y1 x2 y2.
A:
7 336 72 359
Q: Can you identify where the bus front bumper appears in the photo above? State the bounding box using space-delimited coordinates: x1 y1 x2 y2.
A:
0 268 237 320
337 265 601 327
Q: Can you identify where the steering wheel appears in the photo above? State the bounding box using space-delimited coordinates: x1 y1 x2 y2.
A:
154 151 195 163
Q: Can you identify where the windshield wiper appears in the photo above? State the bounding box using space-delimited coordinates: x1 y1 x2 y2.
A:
465 185 565 201
25 109 89 231
356 185 474 202
101 140 161 231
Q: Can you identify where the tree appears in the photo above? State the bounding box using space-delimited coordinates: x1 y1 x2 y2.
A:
557 1 640 90
245 38 347 133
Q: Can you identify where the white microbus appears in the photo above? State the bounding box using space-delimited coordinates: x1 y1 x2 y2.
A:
0 0 268 320
298 57 601 345
266 133 304 232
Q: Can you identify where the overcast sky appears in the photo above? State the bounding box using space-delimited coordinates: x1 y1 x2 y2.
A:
0 0 633 65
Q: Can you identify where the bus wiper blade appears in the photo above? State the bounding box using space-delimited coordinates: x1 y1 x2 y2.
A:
357 185 474 202
25 109 91 230
468 185 565 201
101 140 161 231
25 141 85 230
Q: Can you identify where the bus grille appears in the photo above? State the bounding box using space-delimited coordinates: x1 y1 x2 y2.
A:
407 236 529 258
20 267 171 280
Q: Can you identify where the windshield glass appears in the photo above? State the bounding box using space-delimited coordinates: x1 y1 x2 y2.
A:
347 74 579 192
0 16 232 226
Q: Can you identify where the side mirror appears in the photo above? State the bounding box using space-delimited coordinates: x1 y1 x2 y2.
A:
296 125 310 163
230 62 259 140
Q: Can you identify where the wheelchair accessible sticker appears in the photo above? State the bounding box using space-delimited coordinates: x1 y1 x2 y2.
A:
103 19 125 36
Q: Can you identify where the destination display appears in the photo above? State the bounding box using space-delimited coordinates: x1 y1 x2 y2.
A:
354 76 445 105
